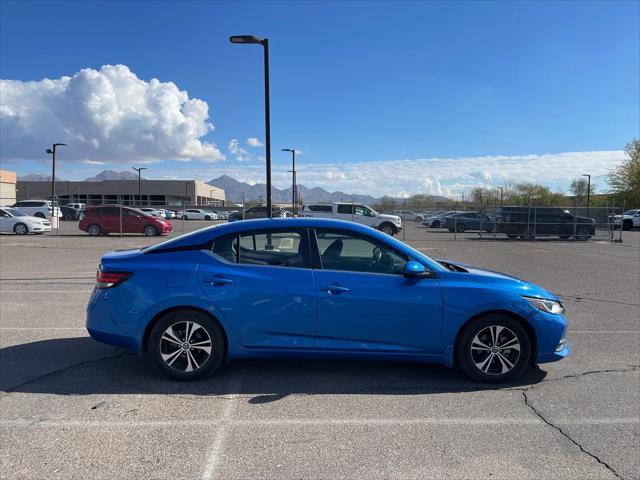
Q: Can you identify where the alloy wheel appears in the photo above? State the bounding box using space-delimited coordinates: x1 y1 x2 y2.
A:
470 325 520 375
14 223 28 235
88 224 101 236
159 321 213 373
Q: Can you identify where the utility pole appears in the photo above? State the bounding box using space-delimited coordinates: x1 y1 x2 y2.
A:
132 166 147 208
282 148 297 216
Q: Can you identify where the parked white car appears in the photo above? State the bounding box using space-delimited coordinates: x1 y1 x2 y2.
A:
178 209 217 220
140 208 166 217
610 209 640 231
301 203 402 235
393 210 425 222
12 200 62 218
0 207 52 235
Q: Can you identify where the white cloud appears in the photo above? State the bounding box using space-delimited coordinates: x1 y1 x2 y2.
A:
0 64 225 163
246 137 263 147
228 138 250 161
189 150 625 197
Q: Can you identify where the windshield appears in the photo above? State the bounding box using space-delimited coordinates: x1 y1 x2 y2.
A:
624 209 639 215
6 208 26 216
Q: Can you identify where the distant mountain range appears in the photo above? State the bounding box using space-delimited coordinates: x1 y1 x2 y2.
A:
17 170 450 203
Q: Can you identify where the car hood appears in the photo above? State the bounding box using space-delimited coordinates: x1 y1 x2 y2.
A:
438 259 559 301
377 213 401 223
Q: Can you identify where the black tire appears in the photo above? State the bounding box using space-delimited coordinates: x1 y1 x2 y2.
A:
448 228 455 233
148 309 225 381
182 215 188 220
623 220 632 231
13 223 28 235
432 220 440 228
379 223 395 236
143 224 157 236
456 314 531 383
204 215 211 221
559 235 570 239
575 226 592 241
456 223 466 233
87 224 101 236
506 234 518 239
34 212 46 218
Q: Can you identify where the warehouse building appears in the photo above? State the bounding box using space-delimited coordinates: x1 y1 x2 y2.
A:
0 169 17 206
15 179 225 207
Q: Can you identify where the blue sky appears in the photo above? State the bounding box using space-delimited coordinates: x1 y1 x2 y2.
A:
1 0 638 196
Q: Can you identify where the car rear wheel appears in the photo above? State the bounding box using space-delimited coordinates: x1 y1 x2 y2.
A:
623 220 632 231
506 234 518 239
87 224 101 236
148 310 225 381
432 220 440 228
456 315 531 383
144 224 157 236
456 223 466 233
575 226 592 241
13 223 28 235
204 215 211 221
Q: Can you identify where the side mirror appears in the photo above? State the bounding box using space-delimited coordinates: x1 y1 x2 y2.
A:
403 260 429 278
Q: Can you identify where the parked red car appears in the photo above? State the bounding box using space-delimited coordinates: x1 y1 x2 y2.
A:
79 206 173 236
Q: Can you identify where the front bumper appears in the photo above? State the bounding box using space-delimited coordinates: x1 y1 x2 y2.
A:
529 310 570 364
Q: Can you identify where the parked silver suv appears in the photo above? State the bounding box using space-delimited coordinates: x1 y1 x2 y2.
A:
12 200 62 218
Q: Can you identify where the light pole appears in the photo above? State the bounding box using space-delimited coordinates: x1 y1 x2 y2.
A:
497 187 504 207
582 174 591 212
131 167 147 208
45 143 66 201
282 148 296 216
460 192 465 210
230 34 272 218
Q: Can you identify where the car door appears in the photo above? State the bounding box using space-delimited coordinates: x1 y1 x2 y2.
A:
312 228 443 353
198 227 317 349
0 209 12 232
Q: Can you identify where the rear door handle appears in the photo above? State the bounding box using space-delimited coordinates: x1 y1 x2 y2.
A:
321 284 350 295
205 276 233 286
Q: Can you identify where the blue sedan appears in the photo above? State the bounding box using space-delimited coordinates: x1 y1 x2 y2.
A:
87 218 569 382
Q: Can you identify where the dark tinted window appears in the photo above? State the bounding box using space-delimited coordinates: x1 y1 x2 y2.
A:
315 228 408 275
337 205 353 214
211 234 238 263
101 207 121 216
307 205 333 212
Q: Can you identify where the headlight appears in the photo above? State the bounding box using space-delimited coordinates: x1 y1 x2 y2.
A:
524 296 564 315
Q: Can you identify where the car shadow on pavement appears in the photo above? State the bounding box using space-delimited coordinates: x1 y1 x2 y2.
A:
1 337 546 402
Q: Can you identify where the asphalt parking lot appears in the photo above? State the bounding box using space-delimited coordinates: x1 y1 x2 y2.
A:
1 221 638 479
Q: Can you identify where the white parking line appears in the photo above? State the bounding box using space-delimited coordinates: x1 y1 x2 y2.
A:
201 375 244 480
1 417 637 428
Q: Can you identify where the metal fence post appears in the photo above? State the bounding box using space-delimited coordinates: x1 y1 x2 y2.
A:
619 200 625 243
454 214 457 241
573 205 578 241
119 204 123 237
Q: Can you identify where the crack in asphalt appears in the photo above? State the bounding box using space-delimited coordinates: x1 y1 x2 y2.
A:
1 350 126 394
521 389 625 480
512 366 640 480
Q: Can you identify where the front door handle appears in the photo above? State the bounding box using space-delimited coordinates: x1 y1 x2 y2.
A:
321 284 350 295
205 276 233 286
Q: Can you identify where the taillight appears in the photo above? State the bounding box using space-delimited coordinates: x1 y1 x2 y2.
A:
96 269 131 289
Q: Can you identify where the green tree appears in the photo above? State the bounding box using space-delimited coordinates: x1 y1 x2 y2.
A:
570 178 596 206
608 138 640 206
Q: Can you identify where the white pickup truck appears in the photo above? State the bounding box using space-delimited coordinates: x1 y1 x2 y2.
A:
300 203 402 235
610 209 640 230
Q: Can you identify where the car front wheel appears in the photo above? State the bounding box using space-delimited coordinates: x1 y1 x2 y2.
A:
575 226 592 241
13 223 28 235
148 310 225 381
456 315 531 382
87 224 101 236
144 225 157 236
379 223 395 235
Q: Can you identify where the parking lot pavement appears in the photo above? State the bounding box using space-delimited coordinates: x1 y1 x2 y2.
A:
0 224 638 479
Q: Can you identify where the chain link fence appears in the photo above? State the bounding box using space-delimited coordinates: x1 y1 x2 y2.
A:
375 204 630 243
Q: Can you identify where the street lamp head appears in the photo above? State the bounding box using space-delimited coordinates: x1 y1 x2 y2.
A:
45 148 53 154
230 35 264 45
281 148 294 153
53 143 67 147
